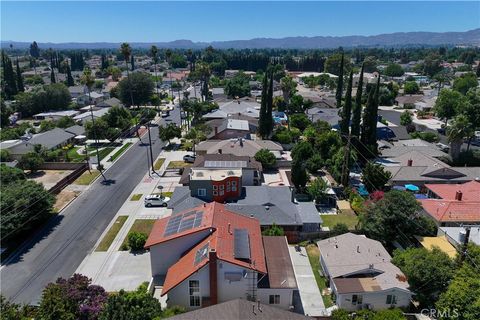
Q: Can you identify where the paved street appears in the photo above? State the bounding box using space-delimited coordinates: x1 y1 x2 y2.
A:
0 109 181 304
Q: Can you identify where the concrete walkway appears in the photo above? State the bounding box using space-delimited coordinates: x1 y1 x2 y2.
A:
288 246 328 317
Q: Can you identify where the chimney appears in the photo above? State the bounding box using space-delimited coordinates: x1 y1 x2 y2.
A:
209 249 218 305
357 246 360 253
239 138 243 147
455 191 463 201
218 149 222 154
407 159 413 166
214 126 218 135
228 223 231 234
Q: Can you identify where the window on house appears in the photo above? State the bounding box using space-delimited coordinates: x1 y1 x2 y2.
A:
227 181 230 186
269 295 280 305
232 186 237 192
213 185 218 190
226 185 231 192
386 295 397 305
232 181 237 186
219 190 224 196
219 185 224 190
352 295 358 305
213 190 218 196
197 189 206 197
189 280 200 307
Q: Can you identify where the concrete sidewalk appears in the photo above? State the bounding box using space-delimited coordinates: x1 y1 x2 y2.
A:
288 246 328 317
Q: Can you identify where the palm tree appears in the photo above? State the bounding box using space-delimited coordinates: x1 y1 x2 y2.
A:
165 49 173 98
280 75 297 105
81 67 105 181
150 45 160 110
120 42 134 107
196 62 211 102
447 114 473 161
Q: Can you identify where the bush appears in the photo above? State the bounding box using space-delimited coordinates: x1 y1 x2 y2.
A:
127 231 147 251
410 131 440 143
254 149 276 170
331 223 349 236
19 152 44 172
404 81 420 94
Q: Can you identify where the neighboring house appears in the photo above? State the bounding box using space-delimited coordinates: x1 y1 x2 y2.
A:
96 97 123 108
145 202 298 311
318 233 412 311
353 72 379 87
64 125 86 137
394 95 424 108
298 93 337 109
33 110 80 121
68 85 87 99
206 114 258 136
206 119 251 140
306 107 340 126
77 91 105 106
73 107 111 124
0 128 76 159
168 185 322 239
167 298 311 320
196 139 283 157
377 150 479 186
203 100 261 119
273 111 288 125
211 87 226 101
179 154 262 187
420 180 480 226
188 168 243 203
438 226 480 247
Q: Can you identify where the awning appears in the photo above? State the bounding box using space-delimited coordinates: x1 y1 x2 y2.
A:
405 184 420 192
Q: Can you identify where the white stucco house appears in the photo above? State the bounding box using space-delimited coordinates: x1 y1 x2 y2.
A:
317 233 412 311
145 202 297 311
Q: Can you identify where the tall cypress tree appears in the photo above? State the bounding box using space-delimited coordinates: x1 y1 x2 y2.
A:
130 55 135 71
360 76 380 157
50 68 56 84
351 63 364 139
66 64 74 87
361 87 375 147
340 70 353 137
2 51 18 99
16 59 24 92
266 70 274 136
335 53 344 109
258 71 269 138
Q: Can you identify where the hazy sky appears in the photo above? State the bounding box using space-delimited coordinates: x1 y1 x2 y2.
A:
1 1 479 42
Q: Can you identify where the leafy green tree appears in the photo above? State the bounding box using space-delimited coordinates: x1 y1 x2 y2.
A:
351 63 364 139
404 81 420 94
291 141 314 161
462 88 480 150
436 244 480 320
1 179 54 241
305 153 323 174
99 283 162 320
56 116 75 128
331 223 349 236
331 309 349 320
289 113 311 132
224 72 250 98
453 72 478 95
19 152 44 172
262 223 285 236
0 165 25 185
38 274 107 320
392 247 455 307
39 120 56 132
103 106 132 131
373 309 406 320
423 54 443 77
254 149 276 170
359 190 436 244
362 161 392 192
314 131 342 161
434 89 467 126
306 177 328 204
0 295 36 320
291 160 308 191
324 52 351 76
400 110 413 126
339 70 353 137
127 232 148 251
158 123 181 144
447 114 474 161
384 63 405 77
117 72 154 107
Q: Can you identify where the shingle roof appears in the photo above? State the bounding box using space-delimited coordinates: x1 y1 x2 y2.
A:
168 298 312 320
425 180 480 201
196 139 282 157
317 233 410 292
150 202 267 295
420 199 480 223
203 100 261 119
5 128 75 154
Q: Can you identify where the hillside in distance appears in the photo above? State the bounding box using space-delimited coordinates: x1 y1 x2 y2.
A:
2 29 479 50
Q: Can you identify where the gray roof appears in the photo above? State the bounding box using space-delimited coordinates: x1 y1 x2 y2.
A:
196 139 282 157
168 298 312 320
73 107 111 121
306 107 340 126
97 97 122 108
380 146 447 158
203 100 260 119
64 125 85 136
4 128 75 155
439 227 480 246
318 233 410 292
168 186 206 213
68 85 85 94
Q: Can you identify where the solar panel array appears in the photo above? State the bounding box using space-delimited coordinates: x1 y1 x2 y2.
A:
204 160 247 168
233 228 251 260
163 210 204 237
194 243 209 265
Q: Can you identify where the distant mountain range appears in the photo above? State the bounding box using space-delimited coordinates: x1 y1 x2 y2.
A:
2 29 480 50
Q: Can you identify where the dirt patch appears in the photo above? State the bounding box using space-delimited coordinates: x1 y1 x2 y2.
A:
28 170 74 190
54 189 80 212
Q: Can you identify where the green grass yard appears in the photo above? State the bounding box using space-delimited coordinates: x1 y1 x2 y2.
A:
73 170 100 185
120 219 156 250
108 143 133 162
66 147 86 162
95 216 128 251
153 158 166 171
167 161 191 169
321 212 359 230
306 244 334 307
130 194 143 201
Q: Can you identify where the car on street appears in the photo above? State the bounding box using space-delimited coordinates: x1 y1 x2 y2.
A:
183 154 196 163
160 110 169 117
436 142 450 152
144 194 170 207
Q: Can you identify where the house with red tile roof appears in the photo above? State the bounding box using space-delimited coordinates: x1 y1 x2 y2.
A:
145 202 297 311
420 180 480 226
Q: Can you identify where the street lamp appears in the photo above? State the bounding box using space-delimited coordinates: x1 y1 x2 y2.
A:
157 185 163 197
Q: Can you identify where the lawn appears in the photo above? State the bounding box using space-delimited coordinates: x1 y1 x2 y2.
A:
73 170 100 185
153 158 166 171
108 143 132 162
321 212 359 230
95 216 128 252
130 193 143 201
306 244 334 308
90 147 116 161
120 219 156 250
167 160 191 169
66 147 86 162
152 191 173 198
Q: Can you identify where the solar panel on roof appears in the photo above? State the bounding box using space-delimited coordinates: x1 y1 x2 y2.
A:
163 211 205 237
204 160 247 168
234 229 251 260
194 243 209 265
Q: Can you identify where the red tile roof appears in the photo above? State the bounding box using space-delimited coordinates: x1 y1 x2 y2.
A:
420 199 480 223
425 181 480 201
149 202 267 296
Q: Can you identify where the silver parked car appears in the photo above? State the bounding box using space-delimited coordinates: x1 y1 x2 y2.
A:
144 194 170 207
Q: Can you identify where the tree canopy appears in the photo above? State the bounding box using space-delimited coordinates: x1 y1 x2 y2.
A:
117 72 154 106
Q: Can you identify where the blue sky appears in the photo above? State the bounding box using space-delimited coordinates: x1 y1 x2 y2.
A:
1 1 479 42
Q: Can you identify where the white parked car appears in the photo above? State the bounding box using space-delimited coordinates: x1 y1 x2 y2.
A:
144 194 170 207
183 154 196 163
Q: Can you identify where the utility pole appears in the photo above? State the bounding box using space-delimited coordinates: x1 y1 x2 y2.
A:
341 134 351 188
461 225 472 263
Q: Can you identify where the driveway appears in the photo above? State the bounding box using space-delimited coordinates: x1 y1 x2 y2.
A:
288 246 327 317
